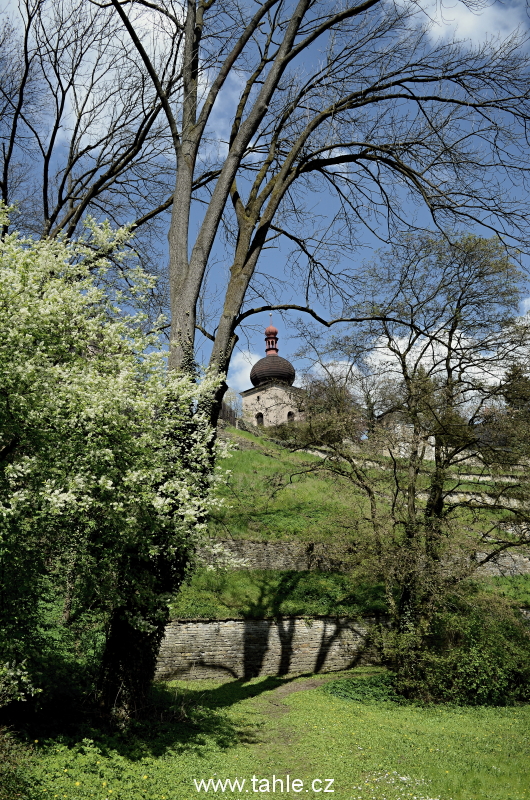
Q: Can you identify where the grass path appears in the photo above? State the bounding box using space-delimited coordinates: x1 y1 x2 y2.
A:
201 672 530 800
32 670 530 800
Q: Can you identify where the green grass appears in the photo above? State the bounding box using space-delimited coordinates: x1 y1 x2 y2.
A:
211 429 366 541
170 569 530 620
212 429 523 542
30 670 530 800
169 569 387 619
480 575 530 608
170 569 530 621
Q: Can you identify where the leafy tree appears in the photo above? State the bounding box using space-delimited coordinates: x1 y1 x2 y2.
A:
0 205 219 715
277 233 530 699
502 364 530 412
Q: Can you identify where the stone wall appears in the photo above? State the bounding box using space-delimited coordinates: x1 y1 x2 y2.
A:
198 540 328 571
155 617 376 681
240 382 305 428
199 539 530 576
476 550 530 577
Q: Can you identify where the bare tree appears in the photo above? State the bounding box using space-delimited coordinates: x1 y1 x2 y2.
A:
281 233 530 693
0 0 184 316
98 0 530 407
5 0 530 394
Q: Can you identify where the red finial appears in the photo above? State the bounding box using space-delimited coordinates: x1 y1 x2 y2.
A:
265 313 279 355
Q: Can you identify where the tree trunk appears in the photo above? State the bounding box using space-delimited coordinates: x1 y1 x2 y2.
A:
99 604 168 718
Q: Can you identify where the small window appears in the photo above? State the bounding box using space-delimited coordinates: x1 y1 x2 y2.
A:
257 395 260 401
256 412 264 426
287 411 295 423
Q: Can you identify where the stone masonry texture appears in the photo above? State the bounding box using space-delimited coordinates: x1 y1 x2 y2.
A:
198 540 313 571
162 539 530 683
155 617 376 681
199 539 530 576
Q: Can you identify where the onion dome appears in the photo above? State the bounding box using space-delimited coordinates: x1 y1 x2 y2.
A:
250 355 296 387
250 317 296 386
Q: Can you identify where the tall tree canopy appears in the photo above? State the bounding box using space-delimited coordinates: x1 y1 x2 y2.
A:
3 0 530 411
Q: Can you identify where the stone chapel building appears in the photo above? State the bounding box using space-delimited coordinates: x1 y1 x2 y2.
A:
240 320 304 427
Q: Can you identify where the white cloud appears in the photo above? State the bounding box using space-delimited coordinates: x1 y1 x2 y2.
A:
419 0 528 44
520 297 530 315
227 349 261 393
199 71 247 163
311 359 356 380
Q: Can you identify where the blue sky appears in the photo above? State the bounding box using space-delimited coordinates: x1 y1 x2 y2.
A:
216 0 530 392
3 0 530 394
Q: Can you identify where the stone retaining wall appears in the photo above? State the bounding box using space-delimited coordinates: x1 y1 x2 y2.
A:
476 551 530 577
155 617 376 681
198 540 323 571
200 539 530 576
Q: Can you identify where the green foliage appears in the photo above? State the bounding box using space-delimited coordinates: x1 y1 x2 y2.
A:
481 574 530 607
391 594 530 705
502 364 530 411
0 728 35 800
323 672 402 704
0 662 41 709
0 208 220 713
21 590 107 711
170 569 387 619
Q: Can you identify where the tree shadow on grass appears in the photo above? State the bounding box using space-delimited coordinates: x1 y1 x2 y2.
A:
174 673 297 709
2 671 306 762
3 570 380 762
109 673 311 758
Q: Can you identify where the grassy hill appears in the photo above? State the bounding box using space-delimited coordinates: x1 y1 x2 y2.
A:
167 426 530 618
210 427 352 542
210 426 524 541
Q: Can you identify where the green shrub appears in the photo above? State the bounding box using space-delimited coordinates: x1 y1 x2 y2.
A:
393 594 530 705
323 672 403 703
0 728 34 800
0 662 40 709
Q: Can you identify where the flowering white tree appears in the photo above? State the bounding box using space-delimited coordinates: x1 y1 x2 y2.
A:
0 206 219 714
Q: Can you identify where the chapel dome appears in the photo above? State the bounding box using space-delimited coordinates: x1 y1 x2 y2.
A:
250 354 296 387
